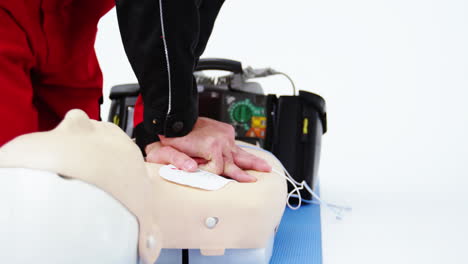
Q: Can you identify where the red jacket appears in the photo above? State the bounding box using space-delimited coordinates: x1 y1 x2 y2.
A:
0 0 224 148
0 0 114 146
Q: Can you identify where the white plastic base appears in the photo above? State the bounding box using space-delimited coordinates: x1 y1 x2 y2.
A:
0 168 139 264
153 235 275 264
0 167 276 264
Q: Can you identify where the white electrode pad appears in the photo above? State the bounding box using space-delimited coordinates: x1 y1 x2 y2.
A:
159 165 234 191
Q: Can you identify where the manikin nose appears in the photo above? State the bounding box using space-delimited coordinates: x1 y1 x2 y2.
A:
57 109 95 133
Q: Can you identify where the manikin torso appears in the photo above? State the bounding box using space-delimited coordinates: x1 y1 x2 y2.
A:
0 109 287 264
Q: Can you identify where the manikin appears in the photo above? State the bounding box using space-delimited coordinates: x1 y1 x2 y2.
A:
0 109 287 264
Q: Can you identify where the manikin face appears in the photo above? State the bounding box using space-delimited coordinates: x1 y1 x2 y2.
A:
0 109 148 183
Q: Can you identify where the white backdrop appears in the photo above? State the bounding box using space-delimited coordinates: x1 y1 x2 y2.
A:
95 1 468 263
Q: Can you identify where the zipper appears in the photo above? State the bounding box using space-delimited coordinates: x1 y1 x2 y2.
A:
158 0 172 116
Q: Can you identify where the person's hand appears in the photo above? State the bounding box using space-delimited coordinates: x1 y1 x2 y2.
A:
144 117 271 182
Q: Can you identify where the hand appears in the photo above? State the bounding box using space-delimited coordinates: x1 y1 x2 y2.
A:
145 117 271 182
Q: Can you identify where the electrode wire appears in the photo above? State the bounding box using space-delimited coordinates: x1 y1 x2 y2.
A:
238 144 351 220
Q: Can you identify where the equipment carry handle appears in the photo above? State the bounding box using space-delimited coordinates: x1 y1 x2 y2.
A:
195 58 243 74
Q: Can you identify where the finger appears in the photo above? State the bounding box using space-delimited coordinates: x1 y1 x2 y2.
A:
233 148 272 172
146 144 198 172
198 146 224 175
144 141 161 155
159 135 212 160
193 157 209 165
223 152 257 182
157 136 206 168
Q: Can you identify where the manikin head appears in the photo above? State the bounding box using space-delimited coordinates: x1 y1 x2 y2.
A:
0 109 161 264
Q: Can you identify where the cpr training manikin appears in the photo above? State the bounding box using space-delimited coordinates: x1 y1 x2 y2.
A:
0 109 287 264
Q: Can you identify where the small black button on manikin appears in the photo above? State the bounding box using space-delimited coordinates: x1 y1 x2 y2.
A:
172 121 184 133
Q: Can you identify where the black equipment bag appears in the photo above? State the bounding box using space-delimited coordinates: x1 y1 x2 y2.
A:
108 58 327 199
269 91 327 200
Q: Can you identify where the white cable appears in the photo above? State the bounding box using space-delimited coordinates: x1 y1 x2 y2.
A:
243 67 296 95
290 194 352 212
158 0 172 116
237 144 351 220
273 168 303 210
271 71 296 96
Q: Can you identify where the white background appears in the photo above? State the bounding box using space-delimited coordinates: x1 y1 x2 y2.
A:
95 1 468 263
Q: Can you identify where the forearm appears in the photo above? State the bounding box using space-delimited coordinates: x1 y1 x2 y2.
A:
116 0 198 136
115 0 224 149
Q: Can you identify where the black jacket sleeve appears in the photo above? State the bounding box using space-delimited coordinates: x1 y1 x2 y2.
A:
115 0 224 148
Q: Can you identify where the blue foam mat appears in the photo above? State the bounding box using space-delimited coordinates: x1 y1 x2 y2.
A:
270 203 322 264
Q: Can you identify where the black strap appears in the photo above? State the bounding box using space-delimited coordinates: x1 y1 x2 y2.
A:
182 249 189 264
